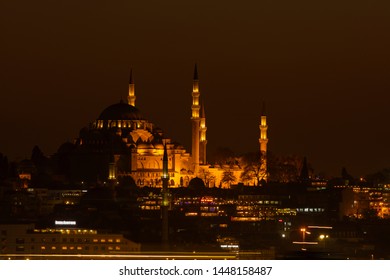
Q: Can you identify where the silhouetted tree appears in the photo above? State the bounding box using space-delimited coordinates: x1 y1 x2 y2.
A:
341 167 354 185
211 147 235 166
30 146 53 186
268 153 301 183
299 156 310 183
199 168 215 187
366 169 390 184
361 208 379 221
221 169 237 187
53 142 75 179
31 146 47 166
240 152 266 186
0 153 9 180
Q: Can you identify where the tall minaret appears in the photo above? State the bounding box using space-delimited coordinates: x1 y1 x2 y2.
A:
127 69 136 106
259 102 268 181
161 144 169 248
191 64 200 175
199 101 207 165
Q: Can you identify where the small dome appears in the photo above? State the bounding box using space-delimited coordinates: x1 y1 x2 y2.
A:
57 142 75 154
188 177 205 188
98 100 143 121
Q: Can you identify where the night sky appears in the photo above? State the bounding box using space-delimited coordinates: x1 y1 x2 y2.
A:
1 0 390 177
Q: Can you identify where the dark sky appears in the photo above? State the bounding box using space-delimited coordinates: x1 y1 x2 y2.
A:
1 0 390 177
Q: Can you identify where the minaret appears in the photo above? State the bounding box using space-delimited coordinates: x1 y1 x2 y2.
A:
199 101 207 165
127 69 136 106
259 102 268 181
191 64 200 175
161 144 169 248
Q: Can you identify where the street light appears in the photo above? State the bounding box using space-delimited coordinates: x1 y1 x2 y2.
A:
300 228 311 242
300 228 306 242
319 234 329 248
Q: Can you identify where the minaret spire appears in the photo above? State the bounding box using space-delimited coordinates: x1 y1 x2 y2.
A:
259 102 268 182
127 68 136 106
261 101 266 116
194 63 199 80
191 64 201 175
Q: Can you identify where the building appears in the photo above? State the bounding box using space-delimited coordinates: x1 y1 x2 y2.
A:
56 65 268 188
0 223 140 259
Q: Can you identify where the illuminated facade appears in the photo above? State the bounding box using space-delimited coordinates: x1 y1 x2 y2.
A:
69 69 193 187
63 66 266 188
0 224 140 259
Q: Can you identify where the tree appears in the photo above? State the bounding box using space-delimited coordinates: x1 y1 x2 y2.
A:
299 156 310 183
31 145 47 166
361 208 379 221
366 169 390 184
211 147 235 166
268 153 301 183
240 152 267 186
0 153 9 180
199 168 216 187
221 169 237 188
341 167 354 185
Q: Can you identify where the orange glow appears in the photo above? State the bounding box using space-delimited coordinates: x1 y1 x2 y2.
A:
261 117 267 126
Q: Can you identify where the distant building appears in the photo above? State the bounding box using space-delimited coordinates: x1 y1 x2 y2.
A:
0 223 140 259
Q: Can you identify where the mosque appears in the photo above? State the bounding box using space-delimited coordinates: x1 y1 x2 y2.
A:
62 65 268 187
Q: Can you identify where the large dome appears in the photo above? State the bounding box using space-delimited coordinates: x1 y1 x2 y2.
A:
98 100 143 120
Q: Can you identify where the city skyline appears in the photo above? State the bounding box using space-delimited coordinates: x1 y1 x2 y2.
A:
1 1 390 177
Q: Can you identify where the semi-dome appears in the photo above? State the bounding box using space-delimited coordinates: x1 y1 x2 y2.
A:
98 100 143 120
